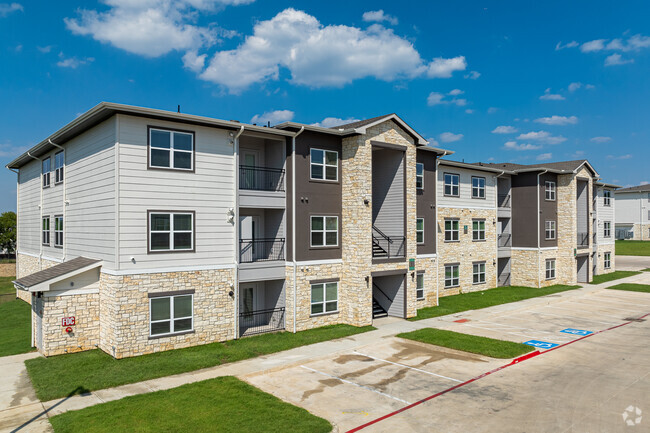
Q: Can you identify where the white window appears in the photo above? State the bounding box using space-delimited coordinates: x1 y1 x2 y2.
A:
603 190 611 206
546 259 556 280
42 158 51 188
54 215 63 247
444 173 460 196
471 176 486 199
149 293 193 336
42 216 50 246
311 281 338 315
473 262 486 284
545 181 556 201
604 221 611 238
472 219 485 241
310 148 338 181
604 252 611 269
54 151 64 184
416 218 424 244
445 219 459 242
149 212 194 252
445 264 460 288
545 220 556 240
311 216 338 247
416 163 424 189
149 128 194 170
416 272 424 300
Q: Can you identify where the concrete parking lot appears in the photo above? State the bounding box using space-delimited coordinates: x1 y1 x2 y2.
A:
616 255 650 271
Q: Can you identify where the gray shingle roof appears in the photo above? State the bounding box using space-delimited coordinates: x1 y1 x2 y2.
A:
616 184 650 193
330 114 396 130
14 257 101 289
472 159 592 173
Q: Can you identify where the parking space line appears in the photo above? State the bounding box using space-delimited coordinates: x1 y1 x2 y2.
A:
585 296 650 308
354 352 463 383
475 319 577 338
461 323 566 343
543 305 623 319
572 299 645 313
525 310 620 326
300 365 412 405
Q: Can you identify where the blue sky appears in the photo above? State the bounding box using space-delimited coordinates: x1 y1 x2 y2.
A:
1 0 649 211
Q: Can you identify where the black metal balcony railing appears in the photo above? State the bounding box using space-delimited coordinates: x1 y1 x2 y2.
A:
239 165 285 192
239 307 285 336
577 232 589 248
498 233 512 247
498 273 511 287
498 194 511 208
239 238 285 263
372 226 406 258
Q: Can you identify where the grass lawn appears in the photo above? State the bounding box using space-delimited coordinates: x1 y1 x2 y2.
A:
0 276 16 295
616 240 650 256
27 324 374 401
590 271 641 284
605 283 650 293
410 285 578 321
397 328 534 359
642 268 650 272
49 376 331 433
0 275 34 357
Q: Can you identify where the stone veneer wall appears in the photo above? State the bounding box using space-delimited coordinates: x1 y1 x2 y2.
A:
414 257 438 308
16 253 61 304
437 208 498 296
511 248 574 287
595 245 616 275
632 223 650 241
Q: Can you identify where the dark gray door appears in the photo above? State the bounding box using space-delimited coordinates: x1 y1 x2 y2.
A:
577 256 589 283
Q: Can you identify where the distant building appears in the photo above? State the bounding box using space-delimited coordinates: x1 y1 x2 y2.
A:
615 185 650 240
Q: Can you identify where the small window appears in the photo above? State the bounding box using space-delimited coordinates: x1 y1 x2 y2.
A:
416 272 424 300
471 177 486 199
603 221 611 238
311 281 338 315
416 163 424 189
310 148 338 181
444 219 459 242
473 262 486 284
54 215 63 247
42 216 50 246
149 212 194 252
150 294 193 336
311 216 338 247
472 219 485 241
149 128 194 170
545 220 556 240
545 259 556 280
444 264 460 288
603 190 611 206
42 158 51 188
545 181 556 201
604 252 611 269
54 151 64 184
444 173 460 196
416 218 424 244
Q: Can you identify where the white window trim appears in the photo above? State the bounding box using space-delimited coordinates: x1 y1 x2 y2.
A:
416 218 424 244
54 151 64 185
54 215 63 248
42 216 50 246
545 181 556 201
310 148 339 181
149 212 194 252
444 264 460 288
603 190 611 207
310 216 339 248
310 281 339 316
545 259 556 280
473 262 486 285
42 157 51 188
471 176 486 199
444 173 460 197
604 252 611 269
603 221 611 238
545 220 556 240
444 219 460 242
149 294 194 337
416 163 424 190
416 272 425 300
472 219 486 241
149 128 194 171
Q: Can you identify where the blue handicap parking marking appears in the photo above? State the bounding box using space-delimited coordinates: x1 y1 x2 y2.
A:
560 328 593 336
523 340 559 350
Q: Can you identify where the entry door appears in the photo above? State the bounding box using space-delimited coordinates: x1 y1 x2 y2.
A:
577 256 588 283
242 151 258 189
240 216 261 261
241 285 255 315
33 296 43 350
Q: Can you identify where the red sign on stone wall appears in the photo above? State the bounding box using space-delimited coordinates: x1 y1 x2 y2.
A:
62 317 76 326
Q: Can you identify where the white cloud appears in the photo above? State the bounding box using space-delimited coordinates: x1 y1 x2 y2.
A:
250 109 294 126
492 126 518 134
604 53 634 66
427 137 440 146
439 132 463 143
464 70 480 80
606 154 633 160
590 136 611 143
534 115 578 126
503 141 542 151
580 39 606 52
0 142 28 158
427 56 467 78
568 82 582 92
640 181 650 185
571 150 585 158
487 107 498 114
427 90 466 107
517 130 566 145
465 109 474 114
537 153 552 161
37 45 53 53
0 2 22 17
448 88 463 96
362 10 398 26
555 41 578 50
57 53 94 68
182 50 207 72
311 117 359 128
539 88 565 101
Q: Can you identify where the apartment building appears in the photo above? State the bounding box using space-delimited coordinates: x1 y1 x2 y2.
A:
593 182 619 274
7 103 616 358
614 184 650 240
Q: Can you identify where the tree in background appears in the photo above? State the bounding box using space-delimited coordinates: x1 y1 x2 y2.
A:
0 211 17 254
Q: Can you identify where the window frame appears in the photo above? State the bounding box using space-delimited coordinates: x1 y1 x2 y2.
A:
545 181 556 201
147 126 195 172
472 219 486 241
603 190 611 206
416 272 425 300
54 151 64 185
444 219 460 242
148 211 195 253
443 173 460 197
604 252 611 269
310 280 339 316
42 157 51 188
416 163 424 190
473 261 486 285
471 176 486 199
545 220 556 240
310 215 339 248
416 218 424 244
310 148 339 182
53 215 63 248
42 216 50 246
545 259 556 280
444 264 460 288
603 221 611 238
149 293 194 337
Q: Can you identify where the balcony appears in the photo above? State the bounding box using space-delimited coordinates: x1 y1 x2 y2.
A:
498 194 511 208
239 238 285 263
240 165 285 192
239 307 285 337
577 232 589 248
372 226 405 259
498 233 512 247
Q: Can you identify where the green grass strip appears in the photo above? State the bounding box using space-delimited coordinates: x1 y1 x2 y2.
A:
0 276 16 295
616 240 650 256
590 271 641 284
605 283 650 293
0 298 34 357
641 268 650 272
398 328 534 359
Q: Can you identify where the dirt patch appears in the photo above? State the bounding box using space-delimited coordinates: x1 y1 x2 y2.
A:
301 378 342 400
333 354 374 364
0 263 15 277
390 340 487 365
370 367 410 391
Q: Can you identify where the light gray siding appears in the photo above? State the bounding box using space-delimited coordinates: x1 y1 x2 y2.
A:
374 274 405 318
615 192 649 224
372 148 404 238
576 180 589 234
595 187 615 245
17 159 42 257
438 165 498 209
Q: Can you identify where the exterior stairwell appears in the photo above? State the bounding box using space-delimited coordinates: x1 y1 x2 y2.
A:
372 239 388 257
372 298 388 318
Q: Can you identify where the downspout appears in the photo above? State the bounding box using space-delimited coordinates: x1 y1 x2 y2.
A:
495 170 505 287
27 152 43 268
233 125 244 340
48 140 66 262
536 170 548 288
292 126 305 333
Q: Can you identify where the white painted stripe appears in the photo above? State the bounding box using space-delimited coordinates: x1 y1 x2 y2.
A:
567 299 643 313
474 320 575 340
300 366 411 405
586 295 650 308
461 324 566 343
354 351 462 383
544 305 623 320
524 310 619 325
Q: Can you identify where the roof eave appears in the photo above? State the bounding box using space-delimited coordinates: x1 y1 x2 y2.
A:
440 160 516 174
14 260 103 292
